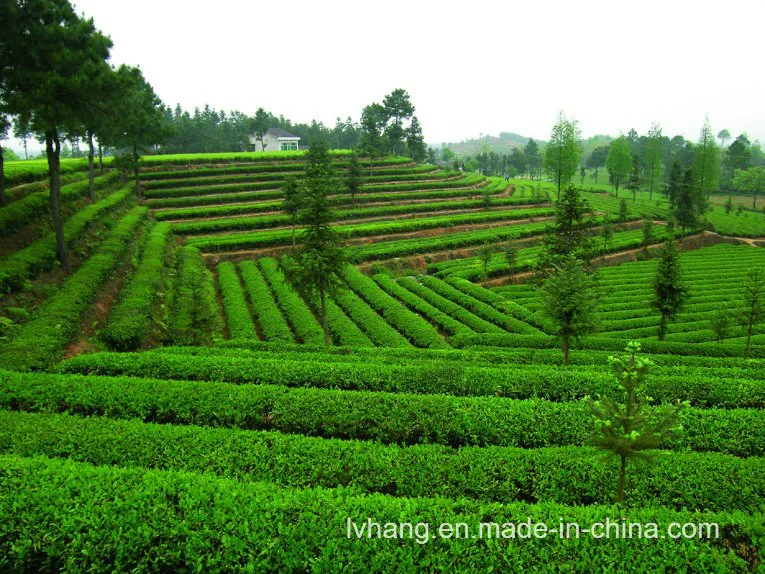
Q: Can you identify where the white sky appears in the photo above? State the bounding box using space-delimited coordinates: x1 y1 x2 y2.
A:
7 0 765 153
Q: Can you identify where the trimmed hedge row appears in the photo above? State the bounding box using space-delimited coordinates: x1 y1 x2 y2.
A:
374 274 473 336
3 370 762 455
2 410 762 513
1 455 758 571
310 293 374 347
157 196 550 223
451 332 765 358
59 350 765 410
342 265 447 349
167 246 220 346
140 162 434 182
0 171 121 237
0 183 134 294
144 170 453 191
147 189 284 208
258 258 324 345
331 284 412 348
0 206 148 371
174 206 551 239
210 338 765 372
346 221 547 263
4 171 89 203
184 208 543 252
396 276 505 334
238 261 293 342
100 223 172 351
446 276 553 332
144 180 281 199
216 261 258 339
421 276 541 335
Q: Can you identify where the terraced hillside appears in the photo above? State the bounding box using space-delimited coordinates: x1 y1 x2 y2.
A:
0 151 763 570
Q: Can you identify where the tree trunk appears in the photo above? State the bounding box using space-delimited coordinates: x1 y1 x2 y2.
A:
745 312 754 360
563 338 570 367
46 128 68 271
320 287 330 346
291 224 296 247
0 141 5 206
87 130 95 202
98 141 103 170
23 136 28 160
133 143 141 200
658 315 667 341
617 454 627 505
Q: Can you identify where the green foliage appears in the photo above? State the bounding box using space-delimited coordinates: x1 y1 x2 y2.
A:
539 255 600 365
709 302 732 344
0 206 147 371
651 239 687 341
100 223 171 351
738 268 765 359
342 266 446 348
259 258 324 345
0 455 758 571
733 166 765 209
238 261 293 343
641 219 654 248
216 262 257 340
167 246 219 346
537 185 594 274
606 136 632 196
586 342 686 504
0 178 129 294
543 111 580 197
1 410 762 513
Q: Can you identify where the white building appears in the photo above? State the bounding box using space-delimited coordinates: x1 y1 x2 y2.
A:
249 128 301 152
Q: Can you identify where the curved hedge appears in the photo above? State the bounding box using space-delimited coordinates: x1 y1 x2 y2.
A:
0 183 134 294
0 206 148 371
342 265 447 349
100 222 172 351
216 261 257 339
0 170 121 237
238 261 293 342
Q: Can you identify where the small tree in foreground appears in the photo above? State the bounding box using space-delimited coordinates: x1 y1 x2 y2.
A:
586 342 686 505
540 255 599 366
652 239 687 341
738 268 764 359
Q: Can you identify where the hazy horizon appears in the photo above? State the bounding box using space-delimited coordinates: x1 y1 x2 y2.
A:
4 0 764 155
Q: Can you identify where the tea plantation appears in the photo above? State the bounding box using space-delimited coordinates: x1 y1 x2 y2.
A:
0 151 763 571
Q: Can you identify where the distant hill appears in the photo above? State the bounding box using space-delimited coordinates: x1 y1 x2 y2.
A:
431 132 545 157
432 132 614 159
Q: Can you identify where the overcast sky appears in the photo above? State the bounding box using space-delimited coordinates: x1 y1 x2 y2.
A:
7 0 765 153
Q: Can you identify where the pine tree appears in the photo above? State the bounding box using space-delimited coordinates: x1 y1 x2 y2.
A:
536 185 594 277
586 342 686 504
651 239 687 340
283 141 346 346
540 255 599 366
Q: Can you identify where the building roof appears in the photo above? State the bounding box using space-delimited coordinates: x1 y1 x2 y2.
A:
266 127 300 139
